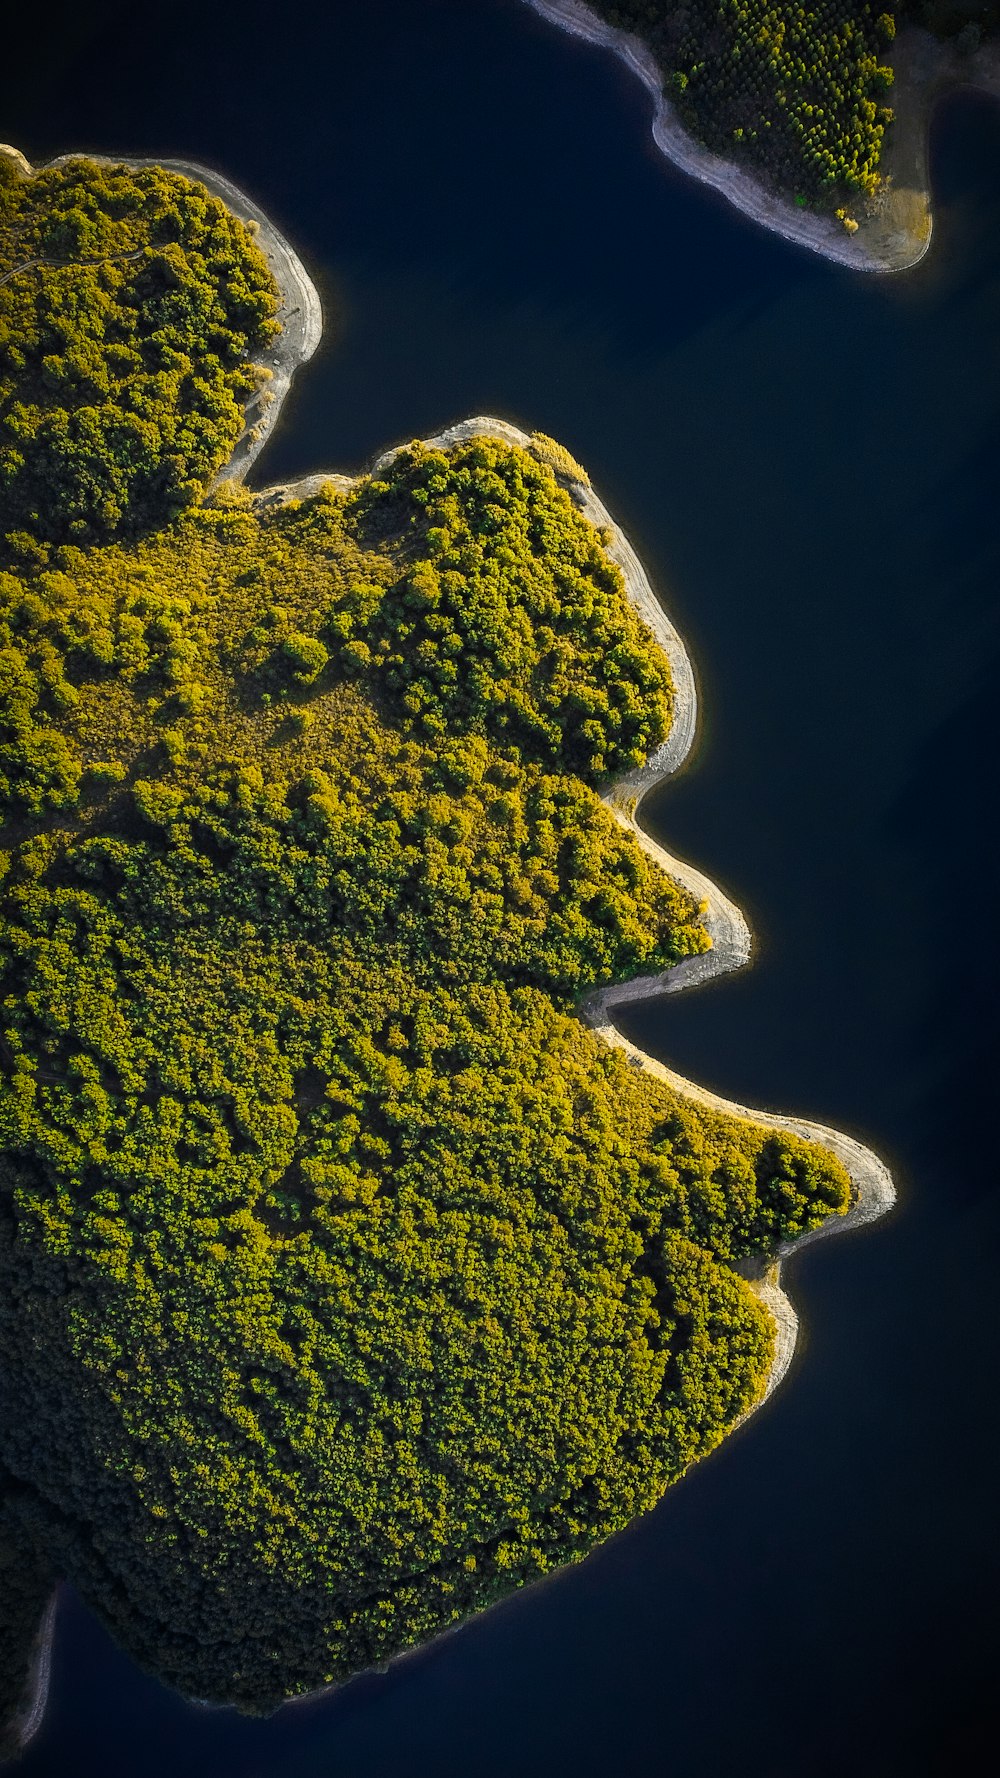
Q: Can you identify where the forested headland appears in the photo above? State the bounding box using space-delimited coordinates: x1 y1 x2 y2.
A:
587 2 996 217
0 156 852 1717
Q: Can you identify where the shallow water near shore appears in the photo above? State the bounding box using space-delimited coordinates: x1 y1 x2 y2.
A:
5 1 1000 1774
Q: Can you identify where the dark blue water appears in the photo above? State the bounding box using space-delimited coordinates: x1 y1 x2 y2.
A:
4 2 1000 1773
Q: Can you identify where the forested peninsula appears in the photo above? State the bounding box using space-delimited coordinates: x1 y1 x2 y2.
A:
520 0 1000 269
0 148 890 1745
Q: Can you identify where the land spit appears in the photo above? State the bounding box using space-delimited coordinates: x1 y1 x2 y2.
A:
28 147 323 481
518 0 1000 274
5 1591 58 1759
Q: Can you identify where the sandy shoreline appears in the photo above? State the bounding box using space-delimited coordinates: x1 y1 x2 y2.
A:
518 0 895 269
4 1589 58 1761
388 423 896 1407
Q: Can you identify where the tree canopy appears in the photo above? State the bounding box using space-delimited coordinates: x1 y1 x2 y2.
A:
592 3 997 212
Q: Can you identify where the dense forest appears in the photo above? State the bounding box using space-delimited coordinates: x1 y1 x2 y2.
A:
0 158 852 1714
0 155 279 559
590 2 996 212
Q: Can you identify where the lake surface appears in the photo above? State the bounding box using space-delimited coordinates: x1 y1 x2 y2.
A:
5 1 1000 1773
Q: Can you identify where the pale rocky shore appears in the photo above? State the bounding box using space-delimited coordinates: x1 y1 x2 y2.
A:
140 156 322 481
387 421 895 1422
519 0 999 274
9 1593 57 1757
0 1587 57 1767
0 146 32 179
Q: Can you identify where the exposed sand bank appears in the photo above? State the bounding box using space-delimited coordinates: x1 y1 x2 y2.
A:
142 156 322 482
2 1589 57 1763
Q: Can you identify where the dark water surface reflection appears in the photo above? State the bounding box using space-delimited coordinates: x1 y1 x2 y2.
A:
4 2 1000 1774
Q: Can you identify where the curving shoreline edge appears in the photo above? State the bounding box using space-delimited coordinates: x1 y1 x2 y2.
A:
515 0 999 275
13 1592 57 1753
1 1588 57 1766
517 0 903 270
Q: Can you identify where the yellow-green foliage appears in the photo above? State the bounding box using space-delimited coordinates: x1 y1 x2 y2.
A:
596 2 897 203
340 439 669 775
528 431 591 486
0 168 851 1713
0 157 278 556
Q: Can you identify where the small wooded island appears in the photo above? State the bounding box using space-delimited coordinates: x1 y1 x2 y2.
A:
0 150 889 1750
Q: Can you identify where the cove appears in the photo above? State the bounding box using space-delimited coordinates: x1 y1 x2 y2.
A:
4 1 1000 1774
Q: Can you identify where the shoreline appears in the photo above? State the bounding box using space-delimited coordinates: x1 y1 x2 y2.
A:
518 1 998 274
5 1589 58 1762
255 413 896 1429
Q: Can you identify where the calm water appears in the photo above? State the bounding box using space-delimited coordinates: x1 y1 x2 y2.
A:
4 2 1000 1773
